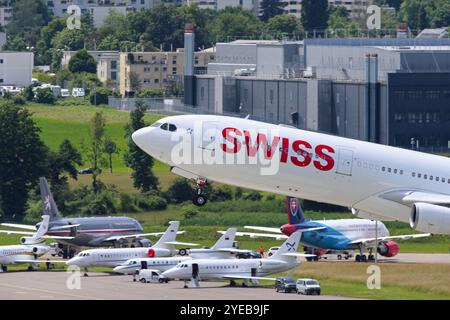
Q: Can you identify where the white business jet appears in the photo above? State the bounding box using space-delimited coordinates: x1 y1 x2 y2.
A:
0 215 73 272
113 227 245 274
132 115 450 234
66 221 198 275
161 230 312 288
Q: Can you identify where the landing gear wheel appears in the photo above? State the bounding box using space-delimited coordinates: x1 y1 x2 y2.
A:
193 194 207 206
1 265 7 272
337 255 342 260
368 254 375 261
355 254 361 262
179 248 188 256
361 255 367 262
158 278 165 283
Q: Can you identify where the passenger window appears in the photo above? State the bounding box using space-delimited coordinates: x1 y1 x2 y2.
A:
430 176 433 180
388 168 392 173
394 169 398 174
418 173 422 178
400 170 404 175
160 123 168 131
382 167 385 172
168 124 177 132
424 175 427 179
412 172 416 177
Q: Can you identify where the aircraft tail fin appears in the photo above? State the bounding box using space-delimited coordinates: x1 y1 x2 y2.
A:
285 197 305 225
153 221 180 248
39 177 61 219
211 228 236 250
35 215 50 239
268 230 301 261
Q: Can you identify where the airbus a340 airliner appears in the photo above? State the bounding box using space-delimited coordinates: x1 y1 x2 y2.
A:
132 115 450 235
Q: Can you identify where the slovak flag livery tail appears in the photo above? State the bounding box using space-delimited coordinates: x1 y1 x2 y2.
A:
286 197 305 225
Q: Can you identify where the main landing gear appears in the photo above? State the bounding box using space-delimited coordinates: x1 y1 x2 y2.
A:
193 178 208 206
355 247 376 262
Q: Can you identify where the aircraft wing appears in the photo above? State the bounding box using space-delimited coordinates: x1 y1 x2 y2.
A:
15 259 68 264
162 241 199 246
233 231 288 240
282 253 317 258
221 275 277 281
218 248 253 254
380 190 450 205
103 231 186 242
0 223 36 231
0 230 35 236
350 233 431 245
244 226 282 233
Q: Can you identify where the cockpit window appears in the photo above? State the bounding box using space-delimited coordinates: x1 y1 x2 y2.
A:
160 123 177 132
151 122 162 127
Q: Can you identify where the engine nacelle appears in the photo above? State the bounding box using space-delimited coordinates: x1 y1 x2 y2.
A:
133 239 152 248
21 236 37 245
377 241 399 257
32 245 49 256
410 203 450 234
147 248 172 258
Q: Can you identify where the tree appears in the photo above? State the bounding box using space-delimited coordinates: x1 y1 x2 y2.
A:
103 138 119 174
259 0 288 22
124 101 159 192
86 112 107 193
400 0 430 30
301 0 329 32
0 104 49 221
68 49 97 74
431 0 450 28
21 85 35 102
35 88 56 104
129 72 142 93
327 5 360 36
36 17 66 65
211 7 263 41
265 14 303 36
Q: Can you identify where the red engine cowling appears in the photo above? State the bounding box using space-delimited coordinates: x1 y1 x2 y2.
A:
147 248 155 257
377 241 399 257
280 224 297 236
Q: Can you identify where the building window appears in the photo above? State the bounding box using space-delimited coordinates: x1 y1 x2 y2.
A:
111 71 117 80
111 60 117 69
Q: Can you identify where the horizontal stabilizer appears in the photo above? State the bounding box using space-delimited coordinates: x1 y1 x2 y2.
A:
162 241 199 246
104 231 186 242
218 248 252 254
244 226 282 234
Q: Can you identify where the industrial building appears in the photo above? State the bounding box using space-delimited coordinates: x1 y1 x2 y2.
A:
185 36 450 152
0 51 34 87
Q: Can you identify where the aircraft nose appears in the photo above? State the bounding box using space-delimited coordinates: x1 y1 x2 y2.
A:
66 257 81 267
161 269 176 279
113 266 125 273
131 127 151 149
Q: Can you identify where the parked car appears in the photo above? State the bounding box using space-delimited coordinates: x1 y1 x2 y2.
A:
296 279 321 295
268 247 280 257
79 168 93 174
235 251 262 259
61 89 71 98
136 269 168 284
275 277 297 293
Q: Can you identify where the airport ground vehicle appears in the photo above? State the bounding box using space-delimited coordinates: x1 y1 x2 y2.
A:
235 251 262 259
296 279 321 295
136 269 168 283
275 277 297 293
72 88 85 97
61 89 71 97
320 251 353 261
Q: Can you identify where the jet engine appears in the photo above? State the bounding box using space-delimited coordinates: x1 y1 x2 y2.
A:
133 239 152 248
31 245 49 256
410 203 450 234
147 248 172 258
377 241 399 257
20 236 38 245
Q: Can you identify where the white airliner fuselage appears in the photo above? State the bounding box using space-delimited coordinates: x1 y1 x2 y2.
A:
132 115 450 234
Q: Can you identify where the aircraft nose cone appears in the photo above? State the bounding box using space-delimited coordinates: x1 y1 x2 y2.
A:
66 257 80 266
131 127 149 149
161 269 175 279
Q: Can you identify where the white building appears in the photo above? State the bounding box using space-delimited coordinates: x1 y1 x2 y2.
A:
62 50 120 88
184 0 258 14
0 52 34 87
0 2 13 27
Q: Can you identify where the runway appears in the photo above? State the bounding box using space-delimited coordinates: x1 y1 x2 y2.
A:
0 271 353 300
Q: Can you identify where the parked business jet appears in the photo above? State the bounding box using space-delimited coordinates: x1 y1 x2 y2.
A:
162 231 312 288
66 221 198 274
113 228 244 274
0 215 69 272
132 115 450 234
231 197 429 262
1 178 159 258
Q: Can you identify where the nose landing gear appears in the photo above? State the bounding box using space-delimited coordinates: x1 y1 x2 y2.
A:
193 178 208 206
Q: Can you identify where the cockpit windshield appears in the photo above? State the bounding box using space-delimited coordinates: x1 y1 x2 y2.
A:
160 123 177 132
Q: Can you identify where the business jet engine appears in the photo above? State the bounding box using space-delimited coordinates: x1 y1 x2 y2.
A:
31 245 49 256
147 247 173 258
20 236 40 245
410 203 450 234
377 241 399 257
133 238 152 248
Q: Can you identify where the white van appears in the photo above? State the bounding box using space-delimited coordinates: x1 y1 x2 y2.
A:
296 279 321 295
136 269 168 284
61 89 71 98
72 88 85 97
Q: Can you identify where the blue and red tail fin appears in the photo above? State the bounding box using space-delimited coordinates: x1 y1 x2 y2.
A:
285 197 305 224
